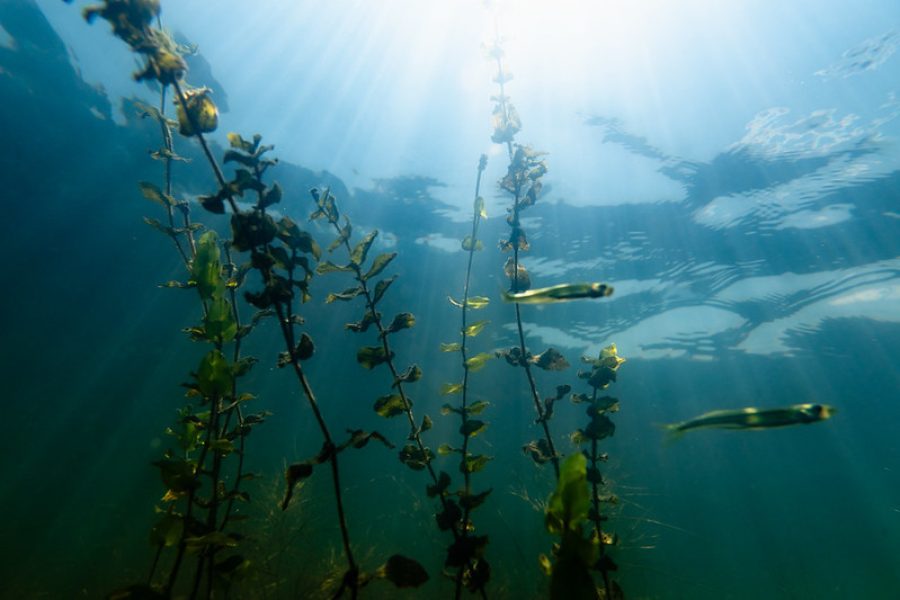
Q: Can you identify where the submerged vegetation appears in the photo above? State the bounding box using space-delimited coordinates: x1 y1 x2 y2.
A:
69 1 628 598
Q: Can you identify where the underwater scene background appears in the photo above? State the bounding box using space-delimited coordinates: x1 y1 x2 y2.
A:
1 0 899 598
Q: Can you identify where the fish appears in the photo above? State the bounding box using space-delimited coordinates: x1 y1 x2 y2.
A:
501 282 613 304
664 403 836 438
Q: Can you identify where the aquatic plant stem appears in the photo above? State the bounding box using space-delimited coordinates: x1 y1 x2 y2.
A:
321 204 488 599
589 389 613 600
454 157 488 600
155 85 191 267
171 89 360 595
493 41 560 480
272 301 359 599
171 80 239 215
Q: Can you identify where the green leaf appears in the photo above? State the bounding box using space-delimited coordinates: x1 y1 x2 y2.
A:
462 454 492 474
436 499 462 531
467 296 490 309
260 182 282 209
223 148 256 167
374 394 408 418
523 439 555 465
584 414 615 441
372 276 397 305
226 132 258 152
546 453 589 535
426 471 451 497
184 532 238 550
461 236 484 251
153 458 198 494
295 333 315 361
460 488 492 511
441 382 463 395
393 364 423 387
350 230 378 266
326 286 363 303
385 312 415 334
139 181 173 207
398 444 433 471
440 342 462 352
475 195 487 219
191 231 224 301
150 514 184 547
341 429 395 451
377 554 429 589
143 216 175 237
531 348 570 371
328 221 352 252
198 193 225 215
281 462 314 510
420 414 433 432
441 404 462 416
467 400 490 415
465 352 494 373
446 534 489 569
437 443 459 455
315 260 354 275
204 296 237 342
232 356 258 377
195 349 232 398
231 211 278 252
357 346 392 369
277 216 321 259
463 320 489 337
346 310 379 333
209 438 236 456
363 252 396 280
460 419 487 438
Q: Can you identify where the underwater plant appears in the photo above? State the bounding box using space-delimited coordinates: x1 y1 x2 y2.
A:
484 24 623 599
568 344 627 599
487 36 568 479
438 154 494 598
75 1 429 598
310 185 491 597
70 8 269 599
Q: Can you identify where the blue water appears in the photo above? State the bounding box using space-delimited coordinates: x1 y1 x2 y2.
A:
2 0 899 598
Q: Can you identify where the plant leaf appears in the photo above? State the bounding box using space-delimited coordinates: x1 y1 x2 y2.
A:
393 364 423 387
377 554 429 589
441 382 463 395
281 462 314 510
465 352 494 373
363 252 396 280
385 312 416 334
372 276 397 305
350 230 378 266
467 400 490 415
374 394 408 418
460 419 488 438
531 348 570 371
427 471 451 497
357 346 392 369
463 320 489 337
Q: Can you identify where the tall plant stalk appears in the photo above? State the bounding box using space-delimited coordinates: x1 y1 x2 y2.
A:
488 34 563 479
310 187 489 598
